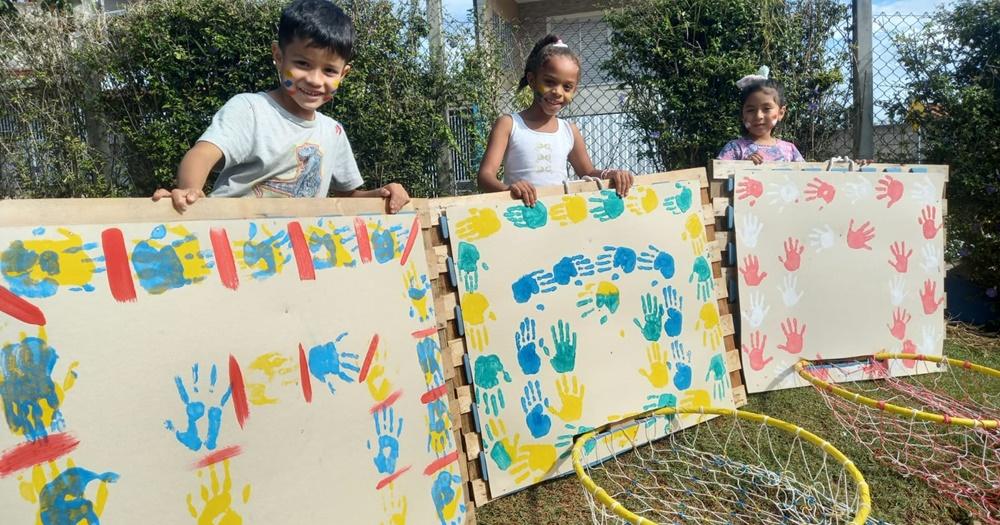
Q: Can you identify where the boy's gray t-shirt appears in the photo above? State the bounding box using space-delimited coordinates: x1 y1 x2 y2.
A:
199 92 363 198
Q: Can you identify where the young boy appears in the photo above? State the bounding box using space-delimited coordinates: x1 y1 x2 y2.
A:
152 0 409 213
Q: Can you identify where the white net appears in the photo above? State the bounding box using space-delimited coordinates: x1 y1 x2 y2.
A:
573 408 882 525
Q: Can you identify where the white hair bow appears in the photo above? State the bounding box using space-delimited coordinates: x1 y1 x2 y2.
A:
736 66 770 89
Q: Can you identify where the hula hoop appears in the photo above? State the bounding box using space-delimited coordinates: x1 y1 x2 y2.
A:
795 353 1000 429
570 405 873 525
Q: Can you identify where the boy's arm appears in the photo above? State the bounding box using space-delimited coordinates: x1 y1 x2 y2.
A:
151 141 224 213
333 183 410 214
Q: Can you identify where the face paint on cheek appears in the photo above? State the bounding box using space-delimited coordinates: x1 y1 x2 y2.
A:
324 78 342 102
282 70 297 95
770 118 779 127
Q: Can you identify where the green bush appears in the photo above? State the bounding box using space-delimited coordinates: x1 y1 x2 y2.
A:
602 0 847 169
893 0 999 299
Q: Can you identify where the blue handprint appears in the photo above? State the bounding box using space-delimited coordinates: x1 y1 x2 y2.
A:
242 222 291 280
474 354 511 415
370 222 405 264
417 337 446 388
637 244 675 279
589 189 625 222
131 232 188 295
368 407 404 474
39 467 120 525
308 221 355 269
308 333 360 395
633 293 664 342
555 423 596 458
663 182 694 214
544 255 595 286
595 245 637 275
165 363 232 452
431 470 466 525
545 320 578 373
688 256 715 302
0 336 67 442
514 317 545 375
520 380 552 438
511 269 555 303
456 242 481 291
642 393 678 432
427 398 454 454
668 341 692 391
504 201 548 229
662 286 684 337
706 353 730 401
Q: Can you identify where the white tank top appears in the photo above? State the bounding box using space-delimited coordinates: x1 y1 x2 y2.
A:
502 113 575 187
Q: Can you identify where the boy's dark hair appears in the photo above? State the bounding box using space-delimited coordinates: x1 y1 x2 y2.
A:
738 79 786 136
278 0 356 61
517 34 581 91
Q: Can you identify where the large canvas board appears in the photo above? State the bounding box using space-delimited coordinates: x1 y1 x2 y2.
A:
0 209 466 524
731 169 947 392
446 178 735 498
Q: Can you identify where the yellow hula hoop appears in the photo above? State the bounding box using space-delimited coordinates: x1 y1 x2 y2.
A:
795 353 1000 430
570 406 872 525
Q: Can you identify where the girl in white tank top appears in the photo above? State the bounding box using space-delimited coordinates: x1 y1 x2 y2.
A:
476 34 634 207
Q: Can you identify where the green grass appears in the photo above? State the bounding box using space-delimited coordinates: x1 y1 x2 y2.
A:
476 325 999 525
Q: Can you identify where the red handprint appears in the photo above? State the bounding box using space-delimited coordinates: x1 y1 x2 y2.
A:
742 331 772 371
778 237 805 272
887 307 911 341
736 176 764 206
777 318 806 354
919 279 944 314
887 241 912 273
739 254 768 286
918 206 942 240
804 177 836 207
875 175 904 208
902 339 917 368
811 353 831 382
861 357 889 379
847 219 876 250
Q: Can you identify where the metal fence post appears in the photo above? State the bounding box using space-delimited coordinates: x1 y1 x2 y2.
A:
852 0 875 159
427 0 454 196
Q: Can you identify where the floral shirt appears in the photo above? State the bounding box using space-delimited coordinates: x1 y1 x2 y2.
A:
717 138 804 162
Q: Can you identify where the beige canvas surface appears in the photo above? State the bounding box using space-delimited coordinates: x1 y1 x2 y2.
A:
732 169 947 392
446 179 735 498
0 213 464 524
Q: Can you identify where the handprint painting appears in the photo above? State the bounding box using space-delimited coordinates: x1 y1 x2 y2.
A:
0 210 460 524
731 167 947 392
445 173 734 497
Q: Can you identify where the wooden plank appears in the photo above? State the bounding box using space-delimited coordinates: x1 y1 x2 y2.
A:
720 314 735 337
457 385 473 414
471 479 490 508
725 347 742 373
731 385 748 406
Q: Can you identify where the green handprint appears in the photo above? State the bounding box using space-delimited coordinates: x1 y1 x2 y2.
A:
705 353 731 401
588 190 625 222
632 293 664 342
545 320 578 373
474 354 511 416
504 201 548 229
456 242 481 292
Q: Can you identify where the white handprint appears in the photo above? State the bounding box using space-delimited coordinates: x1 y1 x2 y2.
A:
766 176 800 212
918 325 942 355
778 275 804 307
921 244 941 274
740 213 763 249
741 291 770 329
910 176 938 207
888 275 908 306
844 175 874 204
808 224 835 252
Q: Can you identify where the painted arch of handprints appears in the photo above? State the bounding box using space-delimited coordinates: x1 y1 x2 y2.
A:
0 211 465 525
446 177 735 498
731 167 948 393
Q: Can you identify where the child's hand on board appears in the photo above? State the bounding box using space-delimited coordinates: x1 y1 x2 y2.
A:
604 170 634 198
152 188 205 213
509 180 538 207
748 152 764 165
380 183 410 214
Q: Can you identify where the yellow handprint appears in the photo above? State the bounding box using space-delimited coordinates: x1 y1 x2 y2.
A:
548 195 589 226
694 302 723 350
625 186 659 216
638 343 670 388
187 459 251 525
245 352 297 406
19 457 119 525
602 412 641 449
460 291 496 351
402 261 433 322
455 208 502 241
380 487 407 525
680 213 707 256
547 375 585 422
305 220 354 268
365 346 394 402
483 418 520 471
510 442 558 484
10 228 100 292
680 388 712 411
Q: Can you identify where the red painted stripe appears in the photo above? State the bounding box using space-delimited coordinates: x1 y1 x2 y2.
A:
101 228 136 302
192 445 243 469
399 216 421 266
209 228 239 291
423 451 459 476
354 218 372 264
411 327 438 339
375 465 411 490
357 334 380 382
0 286 46 325
229 355 249 429
369 389 403 415
299 343 312 403
286 222 316 281
0 433 79 478
421 384 449 404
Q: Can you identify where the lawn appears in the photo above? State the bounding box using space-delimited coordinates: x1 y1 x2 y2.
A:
476 324 999 525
